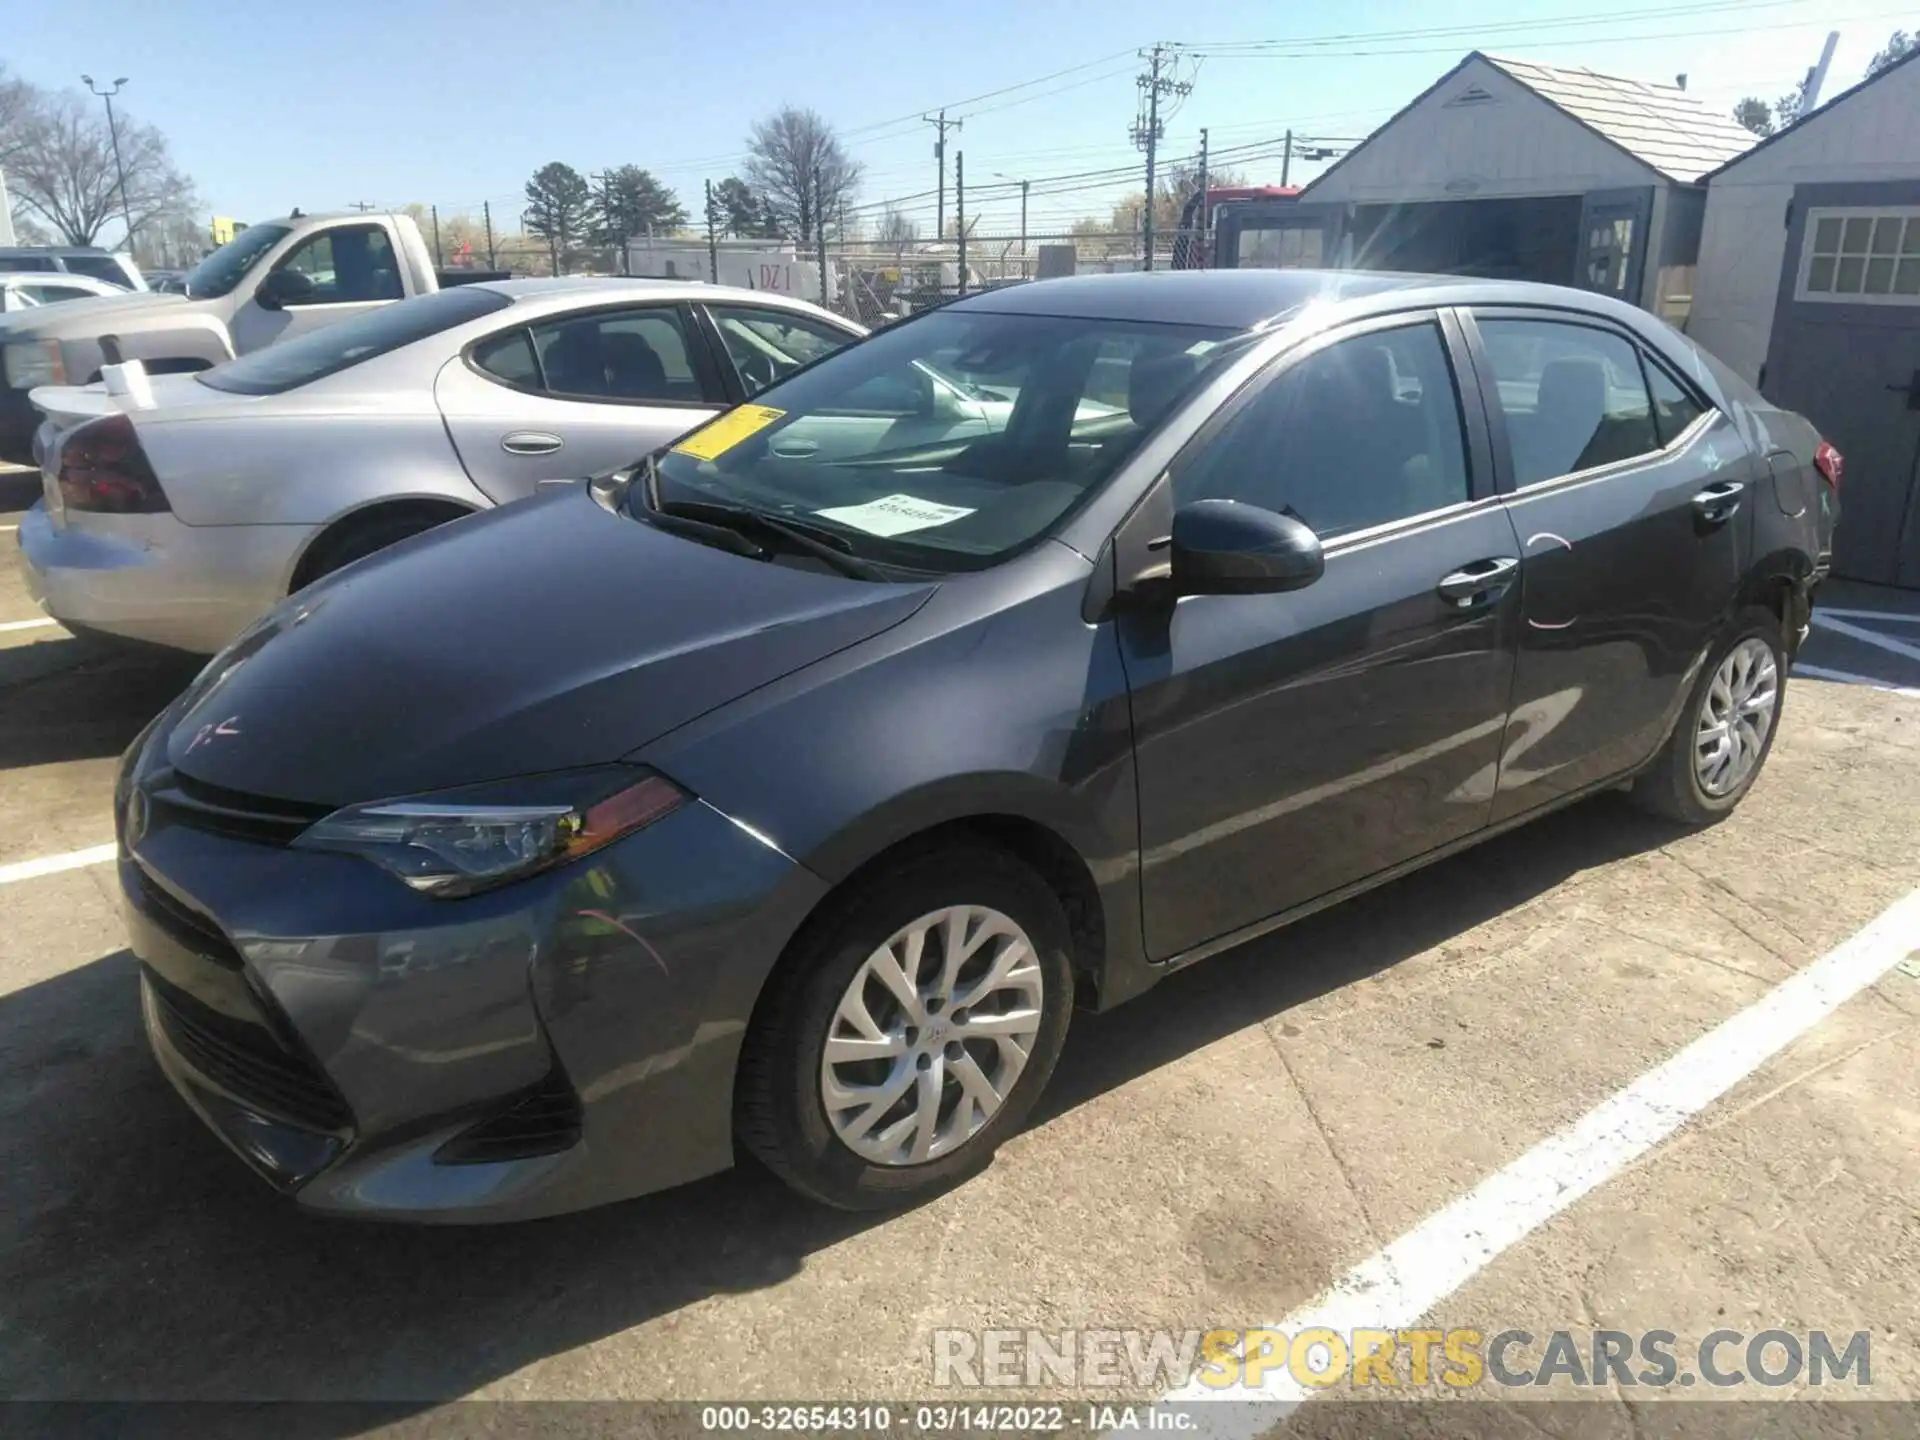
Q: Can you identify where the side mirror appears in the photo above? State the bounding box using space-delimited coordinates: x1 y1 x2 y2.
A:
1170 499 1324 596
255 268 316 311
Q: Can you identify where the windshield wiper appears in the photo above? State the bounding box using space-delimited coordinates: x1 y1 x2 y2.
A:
658 498 888 581
630 459 887 580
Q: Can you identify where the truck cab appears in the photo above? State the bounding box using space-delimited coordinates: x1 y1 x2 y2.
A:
0 212 441 464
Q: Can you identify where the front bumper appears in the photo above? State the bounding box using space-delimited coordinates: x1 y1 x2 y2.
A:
122 730 829 1222
17 500 308 655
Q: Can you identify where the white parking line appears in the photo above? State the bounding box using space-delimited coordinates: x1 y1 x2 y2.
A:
0 843 117 886
1795 662 1920 698
1811 612 1920 666
1156 884 1920 1430
1817 606 1920 625
0 617 56 633
0 523 16 532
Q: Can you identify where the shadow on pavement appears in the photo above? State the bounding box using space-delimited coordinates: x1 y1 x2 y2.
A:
0 793 1682 1412
0 646 201 771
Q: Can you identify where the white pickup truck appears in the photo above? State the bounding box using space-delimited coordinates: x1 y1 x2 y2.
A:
0 210 480 464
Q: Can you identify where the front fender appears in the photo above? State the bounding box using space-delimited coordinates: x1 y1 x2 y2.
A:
640 559 1153 1009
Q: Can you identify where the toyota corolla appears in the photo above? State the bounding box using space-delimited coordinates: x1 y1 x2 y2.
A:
116 271 1839 1220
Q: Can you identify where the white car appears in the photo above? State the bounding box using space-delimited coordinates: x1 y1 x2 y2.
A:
16 279 873 654
0 273 129 312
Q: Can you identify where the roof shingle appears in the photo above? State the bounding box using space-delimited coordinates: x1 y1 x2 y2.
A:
1483 54 1758 183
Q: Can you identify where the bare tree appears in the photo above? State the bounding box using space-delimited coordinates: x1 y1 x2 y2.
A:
875 206 919 255
132 212 212 270
742 106 861 242
1 66 39 169
7 87 196 246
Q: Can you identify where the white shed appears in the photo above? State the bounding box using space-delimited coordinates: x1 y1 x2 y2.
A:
1688 50 1920 586
1293 52 1755 319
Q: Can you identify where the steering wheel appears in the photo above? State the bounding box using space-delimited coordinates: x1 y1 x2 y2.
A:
739 354 779 393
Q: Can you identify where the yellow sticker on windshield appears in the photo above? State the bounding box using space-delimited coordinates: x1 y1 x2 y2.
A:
671 404 786 461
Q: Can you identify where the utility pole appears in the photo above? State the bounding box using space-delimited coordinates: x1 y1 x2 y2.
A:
81 76 135 245
1131 45 1191 272
430 204 443 266
482 200 496 269
348 200 377 213
1280 129 1294 188
705 180 720 284
956 151 967 297
1196 128 1209 269
923 109 962 242
1020 179 1029 264
814 162 830 308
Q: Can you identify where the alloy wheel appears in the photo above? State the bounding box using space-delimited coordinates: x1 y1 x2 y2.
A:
819 905 1044 1166
1694 636 1778 798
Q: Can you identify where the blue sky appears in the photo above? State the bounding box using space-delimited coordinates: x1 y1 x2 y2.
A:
4 0 1900 244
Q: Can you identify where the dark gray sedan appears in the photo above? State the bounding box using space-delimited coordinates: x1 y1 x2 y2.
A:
116 270 1839 1219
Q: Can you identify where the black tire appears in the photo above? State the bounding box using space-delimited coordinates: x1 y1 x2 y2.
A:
735 845 1076 1210
297 509 461 588
1631 605 1787 825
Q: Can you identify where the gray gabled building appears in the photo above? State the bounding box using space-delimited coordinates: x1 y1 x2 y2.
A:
1290 52 1755 321
1688 48 1920 588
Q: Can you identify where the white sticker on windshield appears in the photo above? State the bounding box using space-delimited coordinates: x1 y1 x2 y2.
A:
815 494 975 537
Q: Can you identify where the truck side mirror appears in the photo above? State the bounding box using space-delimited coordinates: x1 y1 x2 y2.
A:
256 268 316 311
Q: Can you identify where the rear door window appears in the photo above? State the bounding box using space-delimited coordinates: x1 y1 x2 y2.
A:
1644 358 1709 445
706 304 857 395
472 306 720 406
1475 318 1660 485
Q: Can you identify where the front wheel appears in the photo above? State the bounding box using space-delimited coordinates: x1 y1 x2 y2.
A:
735 846 1076 1210
1632 606 1786 825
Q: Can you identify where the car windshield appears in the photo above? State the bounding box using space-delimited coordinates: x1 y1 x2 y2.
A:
179 224 291 299
647 308 1243 572
198 286 514 395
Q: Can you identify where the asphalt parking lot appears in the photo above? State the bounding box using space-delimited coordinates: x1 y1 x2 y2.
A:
4 462 1919 1434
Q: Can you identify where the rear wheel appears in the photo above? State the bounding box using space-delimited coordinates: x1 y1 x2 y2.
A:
295 507 465 589
1632 606 1785 825
735 846 1075 1210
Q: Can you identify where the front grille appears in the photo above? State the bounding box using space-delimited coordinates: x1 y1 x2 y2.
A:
148 975 353 1133
435 1070 582 1165
145 768 331 847
133 866 243 969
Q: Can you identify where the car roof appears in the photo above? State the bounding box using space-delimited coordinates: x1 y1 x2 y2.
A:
0 245 123 258
944 269 1642 331
0 271 118 288
475 276 840 314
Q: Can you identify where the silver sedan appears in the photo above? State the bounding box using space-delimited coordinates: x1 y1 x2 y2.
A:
16 278 866 653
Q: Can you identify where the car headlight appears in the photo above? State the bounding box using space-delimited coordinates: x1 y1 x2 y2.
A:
295 767 689 898
4 339 66 390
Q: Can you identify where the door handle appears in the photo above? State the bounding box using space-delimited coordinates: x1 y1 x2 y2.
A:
1690 480 1745 525
1436 556 1519 608
501 431 564 457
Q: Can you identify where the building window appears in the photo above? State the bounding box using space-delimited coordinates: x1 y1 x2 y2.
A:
1799 207 1920 304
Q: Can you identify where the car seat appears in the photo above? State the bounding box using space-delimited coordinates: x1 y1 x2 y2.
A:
1517 356 1608 483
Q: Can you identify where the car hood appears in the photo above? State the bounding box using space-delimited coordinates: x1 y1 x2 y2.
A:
0 290 194 337
165 486 937 807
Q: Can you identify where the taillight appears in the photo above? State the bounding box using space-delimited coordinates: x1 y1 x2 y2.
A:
1813 440 1843 492
56 413 170 514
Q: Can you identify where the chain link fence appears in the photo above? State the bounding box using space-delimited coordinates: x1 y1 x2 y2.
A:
825 228 1199 325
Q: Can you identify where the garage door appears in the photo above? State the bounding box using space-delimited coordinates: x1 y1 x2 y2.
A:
1762 181 1920 587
